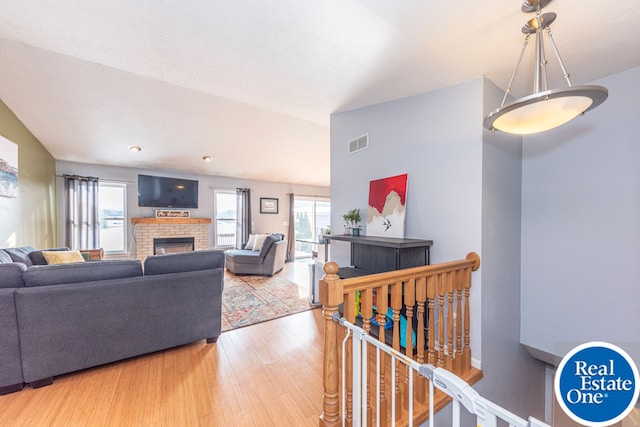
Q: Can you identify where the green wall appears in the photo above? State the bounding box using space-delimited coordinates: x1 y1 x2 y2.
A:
0 98 56 248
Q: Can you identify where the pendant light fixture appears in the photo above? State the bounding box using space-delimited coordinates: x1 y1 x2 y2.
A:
484 0 608 135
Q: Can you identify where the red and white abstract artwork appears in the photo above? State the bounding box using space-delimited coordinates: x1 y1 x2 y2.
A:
366 173 408 238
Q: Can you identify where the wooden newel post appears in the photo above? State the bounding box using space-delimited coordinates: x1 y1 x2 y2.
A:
319 261 343 427
463 252 480 373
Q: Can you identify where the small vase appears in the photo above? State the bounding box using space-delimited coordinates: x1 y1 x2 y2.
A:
351 228 360 236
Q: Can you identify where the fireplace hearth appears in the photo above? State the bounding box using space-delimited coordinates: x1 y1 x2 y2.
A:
154 237 195 255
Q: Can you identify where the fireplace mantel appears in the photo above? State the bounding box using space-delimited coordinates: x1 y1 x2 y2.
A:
131 217 212 225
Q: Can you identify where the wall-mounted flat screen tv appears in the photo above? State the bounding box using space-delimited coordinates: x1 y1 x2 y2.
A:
138 174 199 209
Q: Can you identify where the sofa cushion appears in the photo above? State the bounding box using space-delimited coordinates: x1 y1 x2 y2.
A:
41 250 85 265
0 263 26 288
0 288 24 388
143 250 226 276
4 246 37 266
27 247 70 265
258 234 279 258
0 250 13 264
224 249 263 265
23 260 143 288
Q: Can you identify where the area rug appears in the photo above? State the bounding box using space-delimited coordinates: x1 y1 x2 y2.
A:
222 274 312 331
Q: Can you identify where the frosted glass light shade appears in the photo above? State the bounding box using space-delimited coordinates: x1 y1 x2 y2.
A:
485 85 608 135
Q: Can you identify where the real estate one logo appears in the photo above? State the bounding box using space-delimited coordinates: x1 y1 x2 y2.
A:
554 341 639 426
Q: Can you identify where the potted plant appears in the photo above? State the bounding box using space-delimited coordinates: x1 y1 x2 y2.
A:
318 225 330 244
342 208 362 236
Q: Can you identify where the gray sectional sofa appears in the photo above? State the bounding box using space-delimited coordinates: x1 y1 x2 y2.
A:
224 233 287 276
0 246 225 394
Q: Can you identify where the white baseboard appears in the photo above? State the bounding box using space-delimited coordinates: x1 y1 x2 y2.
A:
471 357 481 370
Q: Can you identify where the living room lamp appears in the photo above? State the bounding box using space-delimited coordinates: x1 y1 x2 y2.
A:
484 0 608 135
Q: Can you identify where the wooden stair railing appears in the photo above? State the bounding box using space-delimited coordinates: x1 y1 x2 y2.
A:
319 252 482 427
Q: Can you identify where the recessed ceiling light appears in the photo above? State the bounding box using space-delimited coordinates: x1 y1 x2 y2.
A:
128 145 142 152
202 155 213 162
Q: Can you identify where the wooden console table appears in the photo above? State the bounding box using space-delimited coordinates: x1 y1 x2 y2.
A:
324 235 433 278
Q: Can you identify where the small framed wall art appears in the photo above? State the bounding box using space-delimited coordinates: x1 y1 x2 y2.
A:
0 135 18 198
260 197 279 214
367 173 408 238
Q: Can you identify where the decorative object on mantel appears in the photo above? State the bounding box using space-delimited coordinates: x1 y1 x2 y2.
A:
366 173 408 238
131 217 211 224
483 0 607 135
260 197 279 214
155 209 190 218
0 135 18 198
342 208 362 236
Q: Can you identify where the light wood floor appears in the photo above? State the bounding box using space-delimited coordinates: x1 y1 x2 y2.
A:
0 261 326 427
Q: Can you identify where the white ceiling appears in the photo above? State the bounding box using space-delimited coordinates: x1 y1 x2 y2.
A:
0 1 638 187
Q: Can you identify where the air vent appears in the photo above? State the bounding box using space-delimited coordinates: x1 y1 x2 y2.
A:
348 134 369 154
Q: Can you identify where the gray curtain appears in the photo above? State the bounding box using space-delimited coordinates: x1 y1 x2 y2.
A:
286 193 295 261
235 188 251 249
64 174 100 250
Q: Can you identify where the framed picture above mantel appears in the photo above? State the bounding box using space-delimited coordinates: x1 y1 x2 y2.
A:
260 197 279 214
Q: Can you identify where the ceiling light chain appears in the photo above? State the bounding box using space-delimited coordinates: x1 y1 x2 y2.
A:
500 33 532 108
545 28 571 86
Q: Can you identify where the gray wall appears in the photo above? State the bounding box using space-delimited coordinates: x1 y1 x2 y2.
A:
480 78 546 419
56 160 329 257
330 79 483 359
330 77 546 421
521 66 640 365
0 98 57 249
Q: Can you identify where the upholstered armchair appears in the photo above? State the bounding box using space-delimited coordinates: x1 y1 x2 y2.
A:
224 234 287 276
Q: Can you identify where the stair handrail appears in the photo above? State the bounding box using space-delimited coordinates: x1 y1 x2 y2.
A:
319 252 481 427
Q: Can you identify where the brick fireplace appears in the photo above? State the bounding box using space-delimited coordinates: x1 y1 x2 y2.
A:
132 217 211 261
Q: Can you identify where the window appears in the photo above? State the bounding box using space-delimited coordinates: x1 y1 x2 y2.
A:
98 182 127 253
214 189 237 248
294 197 330 259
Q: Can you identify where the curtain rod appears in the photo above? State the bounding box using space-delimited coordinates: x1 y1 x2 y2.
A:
287 193 330 198
207 186 250 190
55 175 135 184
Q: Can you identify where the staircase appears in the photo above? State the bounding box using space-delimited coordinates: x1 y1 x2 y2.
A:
318 253 485 426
